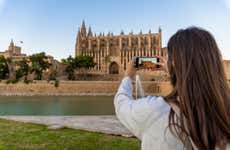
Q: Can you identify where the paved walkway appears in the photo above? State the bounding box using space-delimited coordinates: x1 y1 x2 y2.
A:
0 116 134 137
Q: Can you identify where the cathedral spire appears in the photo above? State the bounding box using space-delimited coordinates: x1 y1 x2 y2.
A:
88 26 93 37
120 30 124 35
77 28 81 41
9 39 14 48
158 26 162 33
81 20 87 37
140 30 142 34
129 30 133 35
75 28 81 56
81 20 86 29
107 32 111 37
8 39 15 52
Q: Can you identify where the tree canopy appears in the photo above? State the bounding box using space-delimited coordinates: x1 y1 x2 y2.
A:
0 56 9 79
15 58 30 80
61 56 76 80
29 52 51 80
61 55 95 80
75 55 95 69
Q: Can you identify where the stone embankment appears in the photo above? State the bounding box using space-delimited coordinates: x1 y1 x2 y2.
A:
0 80 172 96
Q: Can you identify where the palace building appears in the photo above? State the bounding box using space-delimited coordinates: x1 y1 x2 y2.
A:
0 40 27 61
75 21 167 74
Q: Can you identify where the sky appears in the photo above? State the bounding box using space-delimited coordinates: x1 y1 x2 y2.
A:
0 0 230 60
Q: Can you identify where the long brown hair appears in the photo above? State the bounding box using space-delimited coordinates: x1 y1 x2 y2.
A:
165 27 230 150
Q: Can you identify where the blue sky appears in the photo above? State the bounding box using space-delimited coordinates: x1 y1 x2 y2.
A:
0 0 230 60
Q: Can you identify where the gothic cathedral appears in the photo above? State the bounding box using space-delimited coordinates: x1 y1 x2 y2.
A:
75 21 167 74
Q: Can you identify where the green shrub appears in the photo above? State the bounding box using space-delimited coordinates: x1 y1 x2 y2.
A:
16 70 23 79
6 80 11 84
54 79 59 88
11 79 19 84
24 79 32 84
6 79 19 84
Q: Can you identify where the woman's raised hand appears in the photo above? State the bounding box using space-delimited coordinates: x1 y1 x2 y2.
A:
155 55 168 72
124 57 137 80
124 56 168 80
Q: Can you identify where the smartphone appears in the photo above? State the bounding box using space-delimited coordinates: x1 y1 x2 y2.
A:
135 57 160 69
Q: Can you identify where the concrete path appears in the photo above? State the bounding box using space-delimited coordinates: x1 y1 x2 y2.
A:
0 116 134 137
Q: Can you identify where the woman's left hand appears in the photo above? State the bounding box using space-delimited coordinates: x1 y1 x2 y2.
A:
124 57 137 80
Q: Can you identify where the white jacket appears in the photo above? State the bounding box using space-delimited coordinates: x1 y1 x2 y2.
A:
114 77 230 150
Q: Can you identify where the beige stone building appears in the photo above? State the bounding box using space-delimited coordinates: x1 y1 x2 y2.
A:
75 21 167 74
0 40 66 80
0 40 27 61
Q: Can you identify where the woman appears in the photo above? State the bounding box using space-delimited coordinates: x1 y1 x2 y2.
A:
114 27 230 150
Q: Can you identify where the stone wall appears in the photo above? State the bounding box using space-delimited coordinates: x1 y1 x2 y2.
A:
1 79 229 96
0 80 172 96
0 60 229 96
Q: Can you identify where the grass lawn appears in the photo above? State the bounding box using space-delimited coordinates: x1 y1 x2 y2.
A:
0 119 140 150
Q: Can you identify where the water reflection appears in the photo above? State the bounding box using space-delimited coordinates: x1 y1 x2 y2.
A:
0 96 115 115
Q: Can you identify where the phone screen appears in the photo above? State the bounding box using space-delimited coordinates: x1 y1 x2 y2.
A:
136 57 159 69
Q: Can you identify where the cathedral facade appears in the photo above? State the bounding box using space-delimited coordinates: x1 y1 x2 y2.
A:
75 21 167 74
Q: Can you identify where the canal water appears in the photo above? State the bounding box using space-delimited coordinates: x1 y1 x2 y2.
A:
0 96 115 115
